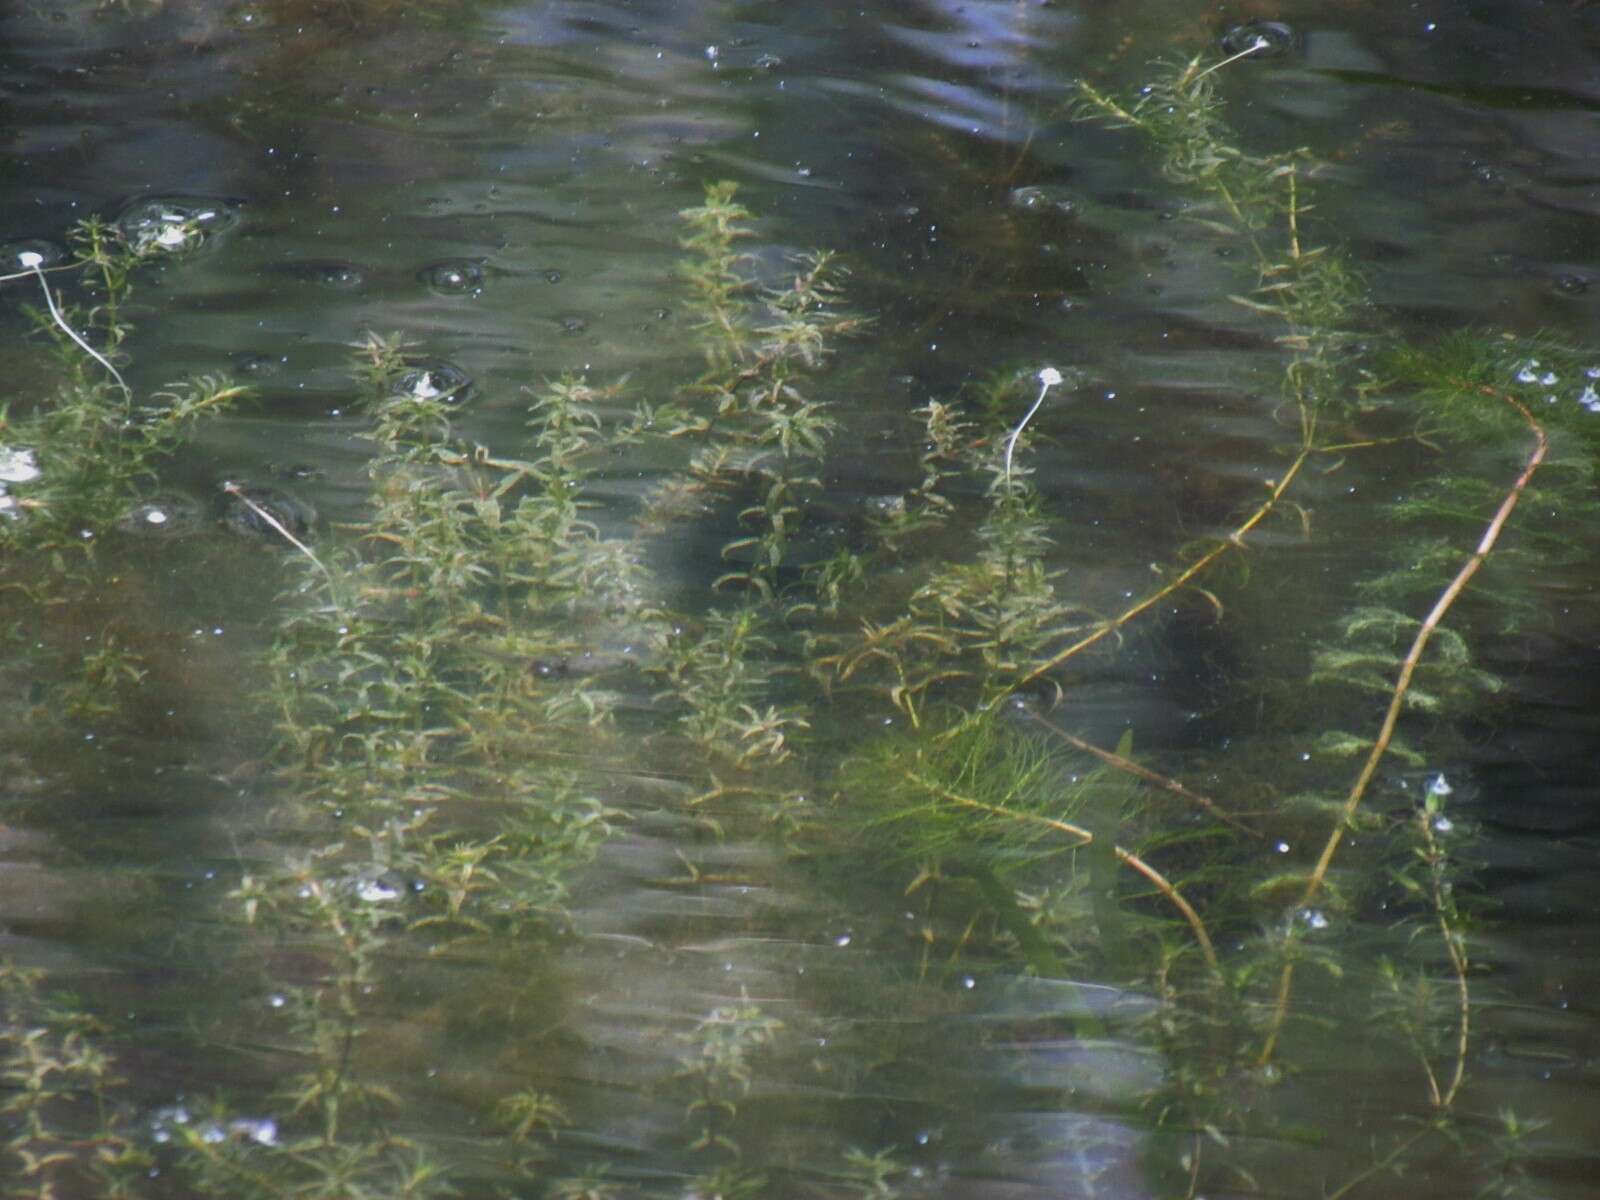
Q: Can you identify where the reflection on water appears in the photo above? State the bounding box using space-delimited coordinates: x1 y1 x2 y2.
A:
3 1 1600 1198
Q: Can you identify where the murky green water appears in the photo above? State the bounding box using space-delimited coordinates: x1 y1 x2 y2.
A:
3 2 1599 1198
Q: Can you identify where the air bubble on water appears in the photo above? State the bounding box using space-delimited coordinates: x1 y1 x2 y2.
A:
0 447 40 484
1008 185 1077 216
115 195 242 255
962 975 976 989
1298 908 1329 931
118 495 204 538
286 259 366 290
1275 841 1290 854
229 1117 278 1147
392 360 473 406
833 932 852 947
149 1104 192 1144
1220 20 1298 58
220 484 316 542
234 352 286 377
418 258 486 296
1 238 69 269
1552 274 1588 296
354 875 402 903
268 993 287 1009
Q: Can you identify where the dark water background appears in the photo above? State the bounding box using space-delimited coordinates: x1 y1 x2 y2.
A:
3 1 1599 1197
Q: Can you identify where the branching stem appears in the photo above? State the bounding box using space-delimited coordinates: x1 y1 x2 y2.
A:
1257 389 1547 1065
906 772 1220 975
1019 706 1257 836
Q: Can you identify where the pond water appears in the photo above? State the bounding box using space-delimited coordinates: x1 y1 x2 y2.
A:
2 2 1599 1198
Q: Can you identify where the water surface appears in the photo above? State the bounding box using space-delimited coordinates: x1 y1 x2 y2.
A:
2 2 1599 1198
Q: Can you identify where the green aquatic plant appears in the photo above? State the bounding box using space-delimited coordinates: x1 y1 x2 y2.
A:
1 218 244 553
676 999 782 1156
0 107 1590 1200
0 962 149 1200
836 1146 906 1199
647 184 861 600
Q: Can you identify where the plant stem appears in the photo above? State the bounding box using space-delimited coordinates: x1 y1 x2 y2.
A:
1019 707 1258 836
21 253 131 397
1419 802 1471 1110
1257 389 1547 1065
996 447 1312 705
906 772 1221 975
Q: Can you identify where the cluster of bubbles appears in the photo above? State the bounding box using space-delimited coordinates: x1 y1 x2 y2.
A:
148 1103 279 1149
1007 185 1077 217
1513 359 1600 414
277 255 489 297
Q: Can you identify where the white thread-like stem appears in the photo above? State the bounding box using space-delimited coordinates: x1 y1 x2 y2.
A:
1193 36 1271 83
223 482 338 597
1003 367 1062 487
18 251 131 397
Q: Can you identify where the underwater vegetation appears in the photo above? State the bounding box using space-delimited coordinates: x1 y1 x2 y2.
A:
3 33 1596 1200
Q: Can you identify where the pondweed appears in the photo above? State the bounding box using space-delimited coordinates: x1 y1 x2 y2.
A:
0 50 1588 1194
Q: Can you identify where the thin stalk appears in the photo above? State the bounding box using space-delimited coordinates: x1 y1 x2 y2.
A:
1418 803 1470 1110
906 772 1221 975
1003 367 1062 487
19 251 131 397
1191 36 1271 84
223 483 342 605
996 447 1312 705
1019 707 1258 836
1257 390 1547 1065
1323 1125 1436 1200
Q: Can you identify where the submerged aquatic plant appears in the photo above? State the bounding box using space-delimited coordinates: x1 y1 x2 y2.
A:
0 217 245 553
0 57 1590 1197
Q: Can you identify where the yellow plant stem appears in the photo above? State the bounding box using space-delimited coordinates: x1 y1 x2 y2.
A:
1018 707 1257 836
998 447 1312 705
1257 390 1548 1067
1323 1125 1436 1200
1418 800 1471 1110
906 772 1220 975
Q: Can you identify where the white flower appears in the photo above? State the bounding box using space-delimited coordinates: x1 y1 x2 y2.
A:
1038 367 1063 387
